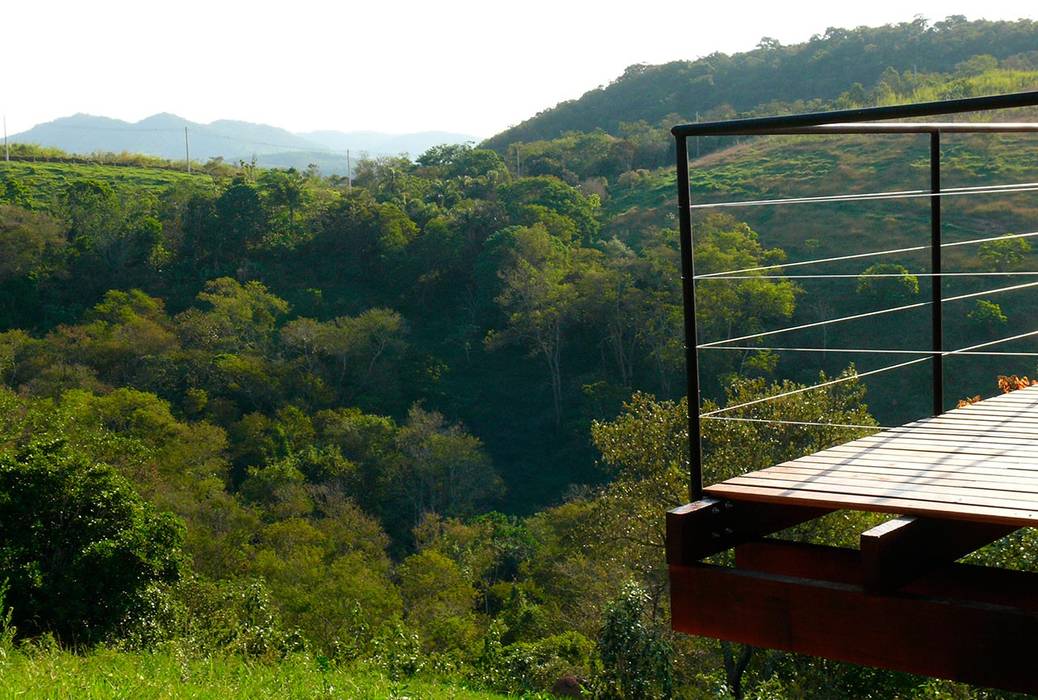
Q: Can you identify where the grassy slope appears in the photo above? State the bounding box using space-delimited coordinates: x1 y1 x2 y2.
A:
0 160 212 207
0 649 511 700
606 114 1038 423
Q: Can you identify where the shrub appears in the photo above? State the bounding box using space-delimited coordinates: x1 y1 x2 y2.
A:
0 440 183 646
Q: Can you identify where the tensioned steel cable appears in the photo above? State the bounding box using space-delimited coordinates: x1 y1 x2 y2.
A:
697 279 1038 348
694 229 1038 279
698 356 930 417
688 181 1038 210
698 328 1038 418
697 346 1038 357
702 416 891 430
701 270 1038 278
701 414 1038 437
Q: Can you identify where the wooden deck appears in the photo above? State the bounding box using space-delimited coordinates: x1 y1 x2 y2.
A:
705 385 1038 527
668 386 1038 693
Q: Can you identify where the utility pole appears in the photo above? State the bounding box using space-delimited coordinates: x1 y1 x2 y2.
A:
184 127 191 173
347 149 352 189
3 115 8 162
695 112 701 160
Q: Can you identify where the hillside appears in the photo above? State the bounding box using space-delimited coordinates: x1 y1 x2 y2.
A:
10 114 477 174
6 16 1038 700
0 159 213 209
484 17 1038 151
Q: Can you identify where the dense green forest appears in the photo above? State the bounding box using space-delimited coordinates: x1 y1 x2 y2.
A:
3 17 1038 699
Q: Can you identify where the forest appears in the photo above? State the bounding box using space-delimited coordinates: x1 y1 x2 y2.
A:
3 17 1038 699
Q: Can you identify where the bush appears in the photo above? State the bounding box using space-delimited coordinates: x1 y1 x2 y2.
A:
596 582 673 700
0 440 183 646
119 577 304 662
479 620 595 694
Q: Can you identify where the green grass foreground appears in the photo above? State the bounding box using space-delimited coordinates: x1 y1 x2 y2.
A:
0 649 513 700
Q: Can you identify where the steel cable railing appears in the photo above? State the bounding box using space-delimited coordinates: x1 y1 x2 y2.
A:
672 91 1038 501
689 180 1038 210
695 229 1038 279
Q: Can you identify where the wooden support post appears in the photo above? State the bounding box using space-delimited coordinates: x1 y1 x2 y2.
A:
666 499 830 564
860 516 1016 592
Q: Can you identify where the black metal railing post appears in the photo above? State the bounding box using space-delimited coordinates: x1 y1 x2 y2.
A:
930 131 943 415
675 134 704 502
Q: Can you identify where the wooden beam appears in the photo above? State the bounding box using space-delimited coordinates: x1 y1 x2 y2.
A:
670 559 1038 694
666 499 830 565
860 516 1016 592
736 539 861 585
734 537 1038 609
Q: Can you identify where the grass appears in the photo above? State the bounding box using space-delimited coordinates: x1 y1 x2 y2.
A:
0 160 213 208
0 648 514 700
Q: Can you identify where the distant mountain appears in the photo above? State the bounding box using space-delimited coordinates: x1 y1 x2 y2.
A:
299 130 476 155
483 17 1038 151
10 114 477 175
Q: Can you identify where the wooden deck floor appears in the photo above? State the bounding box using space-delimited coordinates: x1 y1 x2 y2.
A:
705 385 1038 527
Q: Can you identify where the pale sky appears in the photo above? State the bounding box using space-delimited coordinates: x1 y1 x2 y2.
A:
4 1 1037 138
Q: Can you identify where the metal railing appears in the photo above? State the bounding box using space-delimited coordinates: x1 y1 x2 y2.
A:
673 90 1038 502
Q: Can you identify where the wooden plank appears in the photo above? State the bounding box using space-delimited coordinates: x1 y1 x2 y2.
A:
860 516 1016 592
827 436 1038 459
785 455 1038 482
703 482 1038 526
670 561 1038 694
950 404 1038 418
792 453 1038 474
724 473 1038 509
845 433 1038 452
811 443 1038 468
665 499 830 564
755 463 1038 490
900 417 1038 437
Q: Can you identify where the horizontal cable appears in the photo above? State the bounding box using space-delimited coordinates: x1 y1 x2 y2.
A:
699 356 929 417
702 415 1038 441
945 279 1038 303
702 416 889 430
697 271 1038 280
689 181 1038 210
698 279 1038 348
946 327 1038 357
697 346 1038 357
695 229 1038 279
699 328 1038 418
697 301 930 347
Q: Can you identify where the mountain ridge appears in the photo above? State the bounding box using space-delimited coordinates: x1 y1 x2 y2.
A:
10 113 478 174
482 17 1038 151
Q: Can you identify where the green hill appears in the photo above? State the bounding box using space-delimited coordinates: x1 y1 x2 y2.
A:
0 159 213 209
484 17 1038 152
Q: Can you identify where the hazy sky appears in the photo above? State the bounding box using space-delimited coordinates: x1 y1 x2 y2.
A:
4 1 1036 138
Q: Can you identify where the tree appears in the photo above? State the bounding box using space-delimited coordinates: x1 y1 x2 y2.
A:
597 582 674 700
0 440 184 645
486 224 577 427
855 262 919 305
258 168 311 239
0 205 64 284
979 236 1031 271
397 549 478 651
587 374 879 697
967 299 1008 332
176 278 289 353
393 404 502 526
